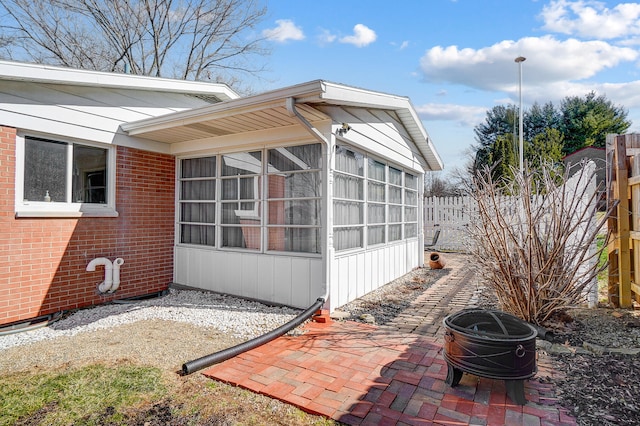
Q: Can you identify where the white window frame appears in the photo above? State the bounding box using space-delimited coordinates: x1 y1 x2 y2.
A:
14 133 117 218
177 155 218 247
388 166 404 242
333 146 365 252
366 158 387 247
333 145 420 252
266 146 323 255
176 143 323 256
404 172 419 238
220 151 263 251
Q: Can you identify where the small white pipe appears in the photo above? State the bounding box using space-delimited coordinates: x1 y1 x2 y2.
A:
86 257 113 293
109 258 125 293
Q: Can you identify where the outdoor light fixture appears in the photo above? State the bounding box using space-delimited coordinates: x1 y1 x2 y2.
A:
337 122 351 135
515 56 526 174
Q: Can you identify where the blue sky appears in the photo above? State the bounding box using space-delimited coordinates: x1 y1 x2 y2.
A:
249 0 640 173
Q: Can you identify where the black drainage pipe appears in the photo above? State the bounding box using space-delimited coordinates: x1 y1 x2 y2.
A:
182 297 325 375
0 311 64 336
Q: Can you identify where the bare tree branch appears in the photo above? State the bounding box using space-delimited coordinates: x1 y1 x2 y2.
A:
469 161 612 325
0 0 269 88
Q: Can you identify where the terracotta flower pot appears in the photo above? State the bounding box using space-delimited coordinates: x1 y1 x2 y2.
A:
429 252 446 269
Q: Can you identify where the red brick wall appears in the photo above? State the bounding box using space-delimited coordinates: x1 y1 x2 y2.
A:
268 175 285 250
0 126 175 325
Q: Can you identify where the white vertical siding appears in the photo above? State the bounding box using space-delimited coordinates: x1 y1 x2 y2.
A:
329 239 421 311
174 246 323 309
317 105 426 173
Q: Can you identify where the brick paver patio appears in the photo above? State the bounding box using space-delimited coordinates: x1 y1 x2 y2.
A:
203 253 576 425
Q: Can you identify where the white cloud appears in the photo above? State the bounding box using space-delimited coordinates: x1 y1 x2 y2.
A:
339 24 377 47
540 0 640 39
390 40 410 50
262 19 305 43
317 29 337 45
415 103 487 127
419 35 638 93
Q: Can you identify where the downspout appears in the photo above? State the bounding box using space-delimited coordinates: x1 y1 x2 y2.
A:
285 97 329 146
286 96 331 309
87 257 113 293
180 99 332 376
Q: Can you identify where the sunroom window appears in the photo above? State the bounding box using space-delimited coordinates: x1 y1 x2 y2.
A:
221 151 262 250
388 167 403 242
179 156 217 246
332 146 421 251
404 172 418 238
267 143 322 254
177 144 323 254
333 146 365 251
367 159 386 246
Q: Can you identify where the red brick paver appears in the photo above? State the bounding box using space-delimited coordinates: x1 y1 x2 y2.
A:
203 253 577 425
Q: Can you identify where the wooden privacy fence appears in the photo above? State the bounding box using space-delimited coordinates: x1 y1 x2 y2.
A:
606 133 640 308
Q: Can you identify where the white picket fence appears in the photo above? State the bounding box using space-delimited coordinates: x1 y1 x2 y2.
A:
424 163 599 254
423 196 475 252
423 163 599 304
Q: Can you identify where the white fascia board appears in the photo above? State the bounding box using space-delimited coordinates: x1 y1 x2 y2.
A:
0 60 239 100
397 105 444 171
320 82 410 109
320 82 443 171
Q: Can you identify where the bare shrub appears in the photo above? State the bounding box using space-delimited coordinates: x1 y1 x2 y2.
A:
469 161 610 325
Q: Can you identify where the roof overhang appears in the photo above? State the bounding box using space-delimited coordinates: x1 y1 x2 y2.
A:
0 60 239 101
123 80 444 171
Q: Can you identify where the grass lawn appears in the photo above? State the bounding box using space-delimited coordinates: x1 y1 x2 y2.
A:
0 363 336 425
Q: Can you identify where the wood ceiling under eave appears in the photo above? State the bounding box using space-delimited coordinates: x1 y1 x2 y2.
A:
130 102 330 144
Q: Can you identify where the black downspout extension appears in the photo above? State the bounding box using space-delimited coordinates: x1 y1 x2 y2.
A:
181 297 326 375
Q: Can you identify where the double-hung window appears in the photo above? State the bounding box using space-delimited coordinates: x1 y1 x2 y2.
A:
16 135 115 217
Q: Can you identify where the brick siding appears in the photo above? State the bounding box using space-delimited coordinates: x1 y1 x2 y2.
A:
0 126 175 325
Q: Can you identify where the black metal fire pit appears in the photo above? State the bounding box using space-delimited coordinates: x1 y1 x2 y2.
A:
442 308 538 405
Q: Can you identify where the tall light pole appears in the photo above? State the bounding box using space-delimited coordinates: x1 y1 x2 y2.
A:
515 56 526 174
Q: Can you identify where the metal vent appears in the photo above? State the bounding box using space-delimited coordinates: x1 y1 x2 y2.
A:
189 94 223 104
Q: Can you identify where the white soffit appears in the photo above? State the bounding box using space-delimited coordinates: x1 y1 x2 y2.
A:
123 80 444 171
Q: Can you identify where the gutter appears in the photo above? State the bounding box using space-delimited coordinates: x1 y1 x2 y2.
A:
285 97 329 145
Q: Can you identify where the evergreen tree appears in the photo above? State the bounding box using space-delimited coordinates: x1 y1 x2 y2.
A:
473 105 517 169
473 92 631 171
526 101 561 142
525 128 564 171
488 133 517 184
560 91 630 154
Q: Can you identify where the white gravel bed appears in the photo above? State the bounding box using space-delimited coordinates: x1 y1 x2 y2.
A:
0 289 301 351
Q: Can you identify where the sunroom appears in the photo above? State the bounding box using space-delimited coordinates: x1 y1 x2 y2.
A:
122 80 442 311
